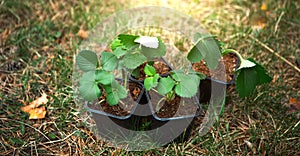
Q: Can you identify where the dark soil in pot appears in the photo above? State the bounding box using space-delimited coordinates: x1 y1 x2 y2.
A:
148 90 201 119
192 53 239 103
88 82 142 117
132 59 171 81
192 53 238 82
154 95 200 118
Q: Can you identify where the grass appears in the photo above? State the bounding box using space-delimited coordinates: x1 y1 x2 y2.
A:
1 0 299 155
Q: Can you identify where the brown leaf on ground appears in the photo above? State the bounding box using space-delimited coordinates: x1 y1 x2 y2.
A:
21 93 48 112
261 2 268 11
28 106 47 119
286 98 300 114
21 93 48 119
251 17 266 30
77 29 88 39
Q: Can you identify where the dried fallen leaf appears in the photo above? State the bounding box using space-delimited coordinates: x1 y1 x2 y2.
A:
252 18 266 30
261 3 268 11
21 93 48 119
28 106 47 119
77 29 88 39
272 75 278 83
21 93 48 113
287 98 300 114
42 46 49 52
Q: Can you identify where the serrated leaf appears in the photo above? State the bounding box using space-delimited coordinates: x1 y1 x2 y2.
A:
236 58 256 71
103 84 112 93
141 38 166 60
106 80 127 106
188 34 221 69
95 70 114 85
79 71 101 101
76 50 98 72
192 71 206 80
113 47 127 58
144 74 159 90
106 92 119 106
101 52 117 71
111 38 123 51
236 68 258 98
113 81 127 99
144 77 154 90
187 45 204 63
120 52 147 69
172 71 200 97
194 34 223 51
170 70 191 82
134 36 159 48
118 34 139 49
157 76 175 95
248 58 272 85
144 64 156 76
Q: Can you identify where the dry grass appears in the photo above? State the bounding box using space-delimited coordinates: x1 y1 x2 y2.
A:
1 0 299 155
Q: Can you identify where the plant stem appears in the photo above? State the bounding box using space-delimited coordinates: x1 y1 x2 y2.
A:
166 90 176 101
222 49 244 61
124 71 128 89
156 97 166 112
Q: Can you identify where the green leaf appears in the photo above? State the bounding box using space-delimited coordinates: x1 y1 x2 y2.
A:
120 52 147 69
118 34 139 49
236 58 256 71
144 77 153 90
144 64 156 76
172 71 200 97
113 47 127 58
189 69 206 80
76 50 98 72
140 38 166 60
106 92 119 106
187 33 221 69
187 45 204 63
236 68 258 98
144 74 159 90
236 58 271 98
157 76 175 95
105 80 127 106
248 58 272 85
79 71 101 101
101 52 117 71
48 133 56 139
116 86 127 100
194 34 224 51
103 84 112 93
111 38 123 51
131 68 140 78
95 70 114 85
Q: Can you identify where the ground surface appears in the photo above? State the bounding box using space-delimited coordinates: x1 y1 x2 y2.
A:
0 0 299 155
